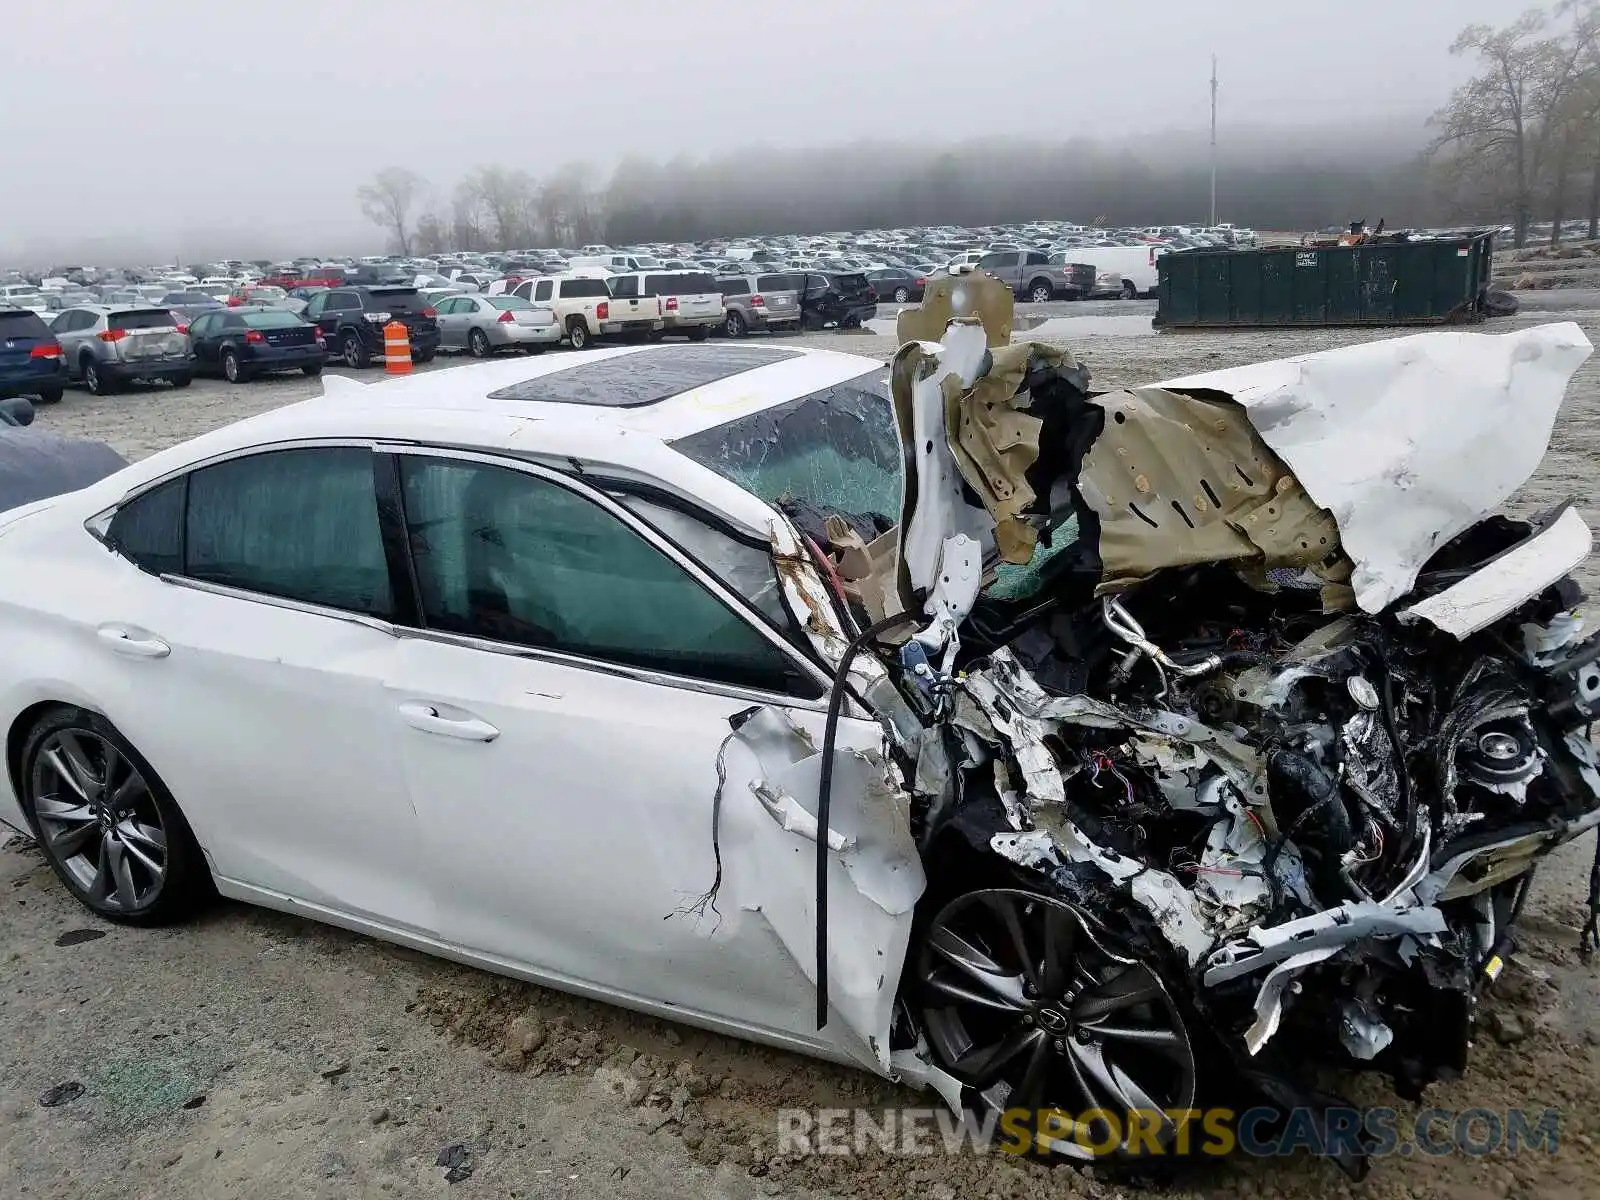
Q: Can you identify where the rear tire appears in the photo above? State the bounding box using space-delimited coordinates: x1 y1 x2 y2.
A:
342 331 369 369
84 360 116 396
302 364 323 377
414 350 435 364
567 320 590 350
170 374 192 389
221 349 247 384
1028 281 1054 303
468 328 491 358
19 707 212 927
36 387 64 405
724 310 747 338
1121 280 1138 300
687 325 710 342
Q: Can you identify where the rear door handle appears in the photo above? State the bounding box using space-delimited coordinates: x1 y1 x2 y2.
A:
97 626 170 659
398 701 499 742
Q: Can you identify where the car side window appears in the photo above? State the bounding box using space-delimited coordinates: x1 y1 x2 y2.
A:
189 313 216 337
184 447 393 617
398 457 804 694
1025 252 1049 265
304 292 326 318
534 280 553 302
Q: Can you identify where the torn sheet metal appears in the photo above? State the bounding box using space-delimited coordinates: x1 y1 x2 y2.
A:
1401 506 1593 638
1077 387 1347 600
1156 322 1595 612
721 706 926 1071
895 271 1014 347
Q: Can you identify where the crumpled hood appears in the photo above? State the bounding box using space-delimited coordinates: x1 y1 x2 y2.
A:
1155 322 1593 611
885 279 1593 626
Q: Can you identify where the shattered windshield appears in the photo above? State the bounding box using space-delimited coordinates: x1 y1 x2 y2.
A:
672 369 902 535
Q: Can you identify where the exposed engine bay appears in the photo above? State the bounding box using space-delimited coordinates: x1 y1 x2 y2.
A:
777 279 1600 1176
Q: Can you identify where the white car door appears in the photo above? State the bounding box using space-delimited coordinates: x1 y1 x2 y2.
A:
381 448 915 1065
92 443 434 934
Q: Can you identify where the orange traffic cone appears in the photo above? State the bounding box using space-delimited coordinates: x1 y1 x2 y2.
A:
384 321 412 375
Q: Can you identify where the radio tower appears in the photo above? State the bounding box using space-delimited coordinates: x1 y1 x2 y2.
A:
1209 55 1218 228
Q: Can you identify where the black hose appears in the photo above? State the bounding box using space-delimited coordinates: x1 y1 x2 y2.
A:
1375 645 1416 870
816 611 919 1029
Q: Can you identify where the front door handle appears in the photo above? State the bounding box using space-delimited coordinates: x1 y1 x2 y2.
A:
398 701 499 742
97 626 170 659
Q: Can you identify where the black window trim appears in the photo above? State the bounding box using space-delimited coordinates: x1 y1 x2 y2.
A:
87 439 400 635
87 438 832 705
379 444 830 703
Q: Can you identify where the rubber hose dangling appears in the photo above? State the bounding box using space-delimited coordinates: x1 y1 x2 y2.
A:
816 611 919 1029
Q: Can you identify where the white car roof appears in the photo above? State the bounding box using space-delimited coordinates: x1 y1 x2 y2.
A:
70 345 889 539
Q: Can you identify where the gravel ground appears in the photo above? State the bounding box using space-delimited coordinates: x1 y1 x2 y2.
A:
5 300 1600 1200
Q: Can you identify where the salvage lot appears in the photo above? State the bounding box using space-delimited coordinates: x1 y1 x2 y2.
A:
5 302 1600 1200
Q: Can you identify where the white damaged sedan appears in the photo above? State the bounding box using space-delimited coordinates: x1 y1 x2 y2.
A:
2 312 1599 1179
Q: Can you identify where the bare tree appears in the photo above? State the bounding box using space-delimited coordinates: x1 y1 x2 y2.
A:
356 167 425 255
414 211 447 256
450 179 488 251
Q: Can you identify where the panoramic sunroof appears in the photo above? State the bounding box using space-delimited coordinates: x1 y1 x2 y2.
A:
487 345 803 407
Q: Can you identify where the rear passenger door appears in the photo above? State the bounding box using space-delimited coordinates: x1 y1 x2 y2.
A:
94 445 431 932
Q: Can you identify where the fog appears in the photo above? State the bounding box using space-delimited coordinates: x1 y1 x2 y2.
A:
0 0 1534 262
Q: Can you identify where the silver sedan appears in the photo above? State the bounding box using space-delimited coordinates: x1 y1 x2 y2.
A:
436 295 562 357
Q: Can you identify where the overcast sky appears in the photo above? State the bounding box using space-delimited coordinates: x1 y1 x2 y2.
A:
0 0 1535 260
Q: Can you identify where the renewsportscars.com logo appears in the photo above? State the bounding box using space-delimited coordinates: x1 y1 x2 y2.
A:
775 1106 1562 1159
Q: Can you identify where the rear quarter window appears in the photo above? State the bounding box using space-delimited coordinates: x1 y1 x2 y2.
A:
558 279 609 299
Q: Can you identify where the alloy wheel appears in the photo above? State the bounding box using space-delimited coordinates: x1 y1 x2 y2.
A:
470 329 490 357
917 889 1195 1159
1031 286 1052 303
29 728 167 914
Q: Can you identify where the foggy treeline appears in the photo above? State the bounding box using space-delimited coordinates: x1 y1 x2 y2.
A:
353 3 1600 255
360 134 1435 257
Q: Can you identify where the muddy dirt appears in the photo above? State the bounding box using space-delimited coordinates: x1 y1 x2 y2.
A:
5 312 1600 1199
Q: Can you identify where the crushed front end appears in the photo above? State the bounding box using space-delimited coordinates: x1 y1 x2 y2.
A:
794 279 1600 1174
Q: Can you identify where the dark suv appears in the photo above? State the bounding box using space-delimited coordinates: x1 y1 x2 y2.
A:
0 309 67 404
800 272 878 330
303 286 440 369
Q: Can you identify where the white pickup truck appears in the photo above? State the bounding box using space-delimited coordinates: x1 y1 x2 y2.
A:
510 274 662 349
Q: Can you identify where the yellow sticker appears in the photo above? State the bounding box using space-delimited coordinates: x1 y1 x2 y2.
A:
1484 954 1504 980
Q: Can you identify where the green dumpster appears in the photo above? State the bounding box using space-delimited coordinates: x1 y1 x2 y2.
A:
1154 232 1495 329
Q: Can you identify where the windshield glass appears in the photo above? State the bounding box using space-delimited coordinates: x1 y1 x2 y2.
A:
671 368 901 535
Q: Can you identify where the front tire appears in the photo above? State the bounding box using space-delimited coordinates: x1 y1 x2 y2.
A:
893 287 910 302
914 886 1197 1164
19 708 211 926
